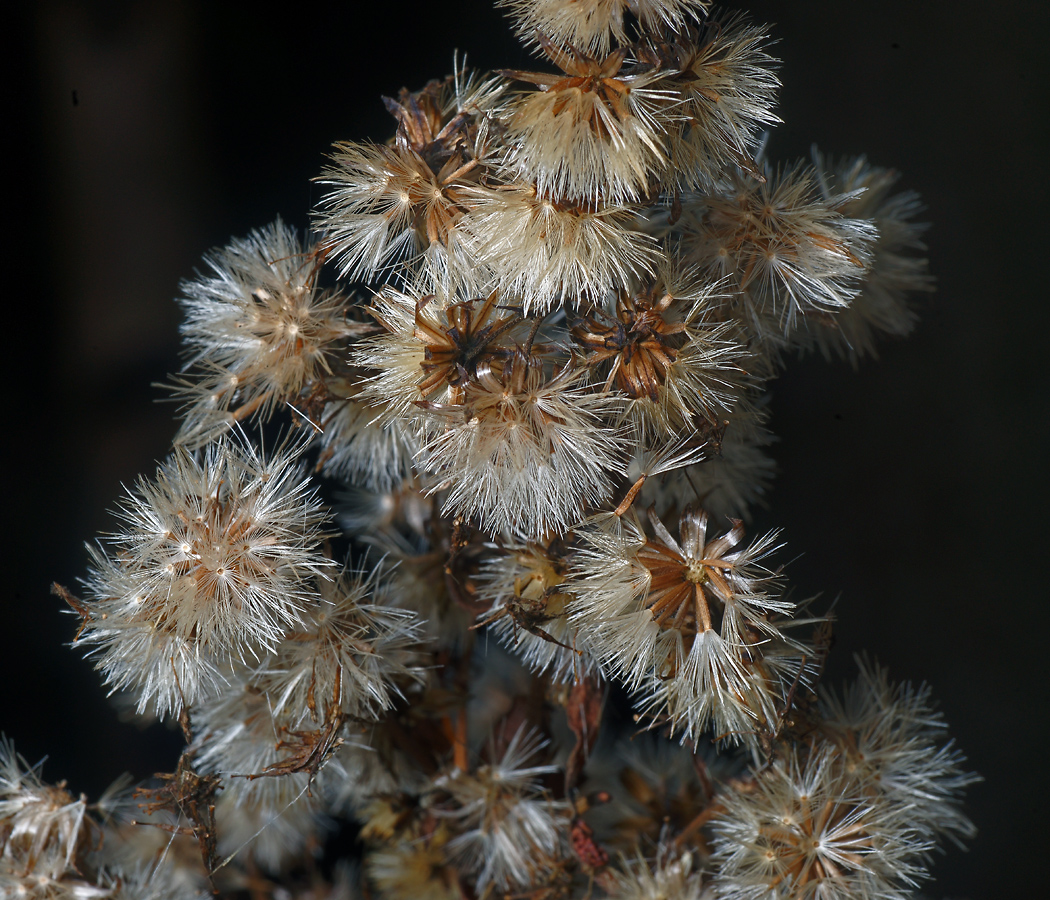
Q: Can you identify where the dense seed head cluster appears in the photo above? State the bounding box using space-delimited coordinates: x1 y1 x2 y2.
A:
39 2 970 899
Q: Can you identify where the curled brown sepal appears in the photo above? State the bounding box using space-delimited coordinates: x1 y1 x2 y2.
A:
246 666 346 796
132 749 222 881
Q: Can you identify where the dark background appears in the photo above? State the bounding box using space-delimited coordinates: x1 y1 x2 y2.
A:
6 2 1047 896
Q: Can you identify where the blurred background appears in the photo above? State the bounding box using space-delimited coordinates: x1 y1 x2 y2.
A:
7 1 1047 896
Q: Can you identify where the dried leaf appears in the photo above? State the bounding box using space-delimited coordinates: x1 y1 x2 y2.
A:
564 676 604 792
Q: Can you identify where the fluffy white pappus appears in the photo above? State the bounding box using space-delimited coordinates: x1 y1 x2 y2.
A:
76 435 331 718
192 679 339 873
606 845 708 900
314 141 477 283
660 13 781 190
211 787 330 876
681 164 879 338
640 403 776 522
316 374 419 492
171 219 355 447
415 355 624 537
710 746 932 900
631 0 711 36
256 565 426 726
500 40 678 205
314 66 505 286
93 863 210 900
633 628 810 750
460 184 660 307
474 538 597 682
569 506 808 744
0 738 93 882
500 1 710 58
436 728 572 893
818 658 978 847
0 869 110 900
798 152 933 363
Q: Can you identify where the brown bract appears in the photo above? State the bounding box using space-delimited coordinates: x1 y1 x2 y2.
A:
637 505 745 638
501 35 633 143
133 750 221 877
384 82 483 248
572 284 689 400
411 291 521 402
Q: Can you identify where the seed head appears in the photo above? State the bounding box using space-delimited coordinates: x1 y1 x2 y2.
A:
462 183 659 307
571 505 807 743
257 565 426 726
500 36 676 204
77 435 331 717
682 163 878 338
436 728 571 893
171 219 356 447
711 746 931 900
415 353 624 537
500 1 711 58
315 68 503 286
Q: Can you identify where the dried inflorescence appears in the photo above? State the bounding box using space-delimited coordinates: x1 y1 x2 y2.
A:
315 67 505 289
710 745 930 900
571 505 809 745
41 2 972 898
74 435 331 717
500 36 676 205
434 729 573 893
571 266 748 433
170 219 359 447
0 740 94 882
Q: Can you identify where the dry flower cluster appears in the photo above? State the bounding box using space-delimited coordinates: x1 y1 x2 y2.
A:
10 2 971 899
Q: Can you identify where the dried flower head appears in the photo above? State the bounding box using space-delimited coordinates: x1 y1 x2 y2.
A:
818 658 977 847
640 404 776 522
315 68 503 286
0 739 93 882
257 565 426 726
192 678 340 872
171 219 356 447
501 0 711 58
315 373 419 492
500 36 676 204
415 353 624 536
436 728 571 893
462 183 659 306
366 826 460 900
571 266 748 432
655 13 781 189
474 536 595 682
571 505 805 743
76 435 331 717
353 286 526 428
682 163 878 337
710 746 931 900
606 844 707 900
799 152 933 362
